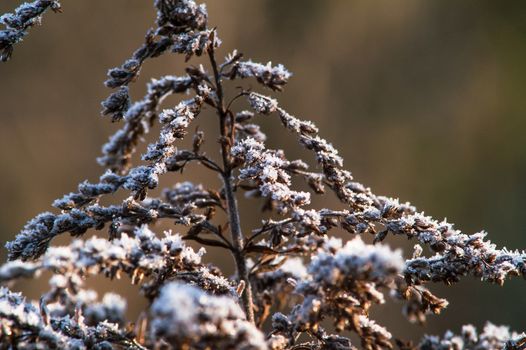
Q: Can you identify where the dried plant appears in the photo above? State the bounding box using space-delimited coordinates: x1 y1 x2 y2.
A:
1 1 525 349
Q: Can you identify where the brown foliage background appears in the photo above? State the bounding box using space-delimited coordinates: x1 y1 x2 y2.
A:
1 0 526 341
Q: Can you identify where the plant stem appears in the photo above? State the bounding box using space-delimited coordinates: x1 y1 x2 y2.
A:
208 46 255 323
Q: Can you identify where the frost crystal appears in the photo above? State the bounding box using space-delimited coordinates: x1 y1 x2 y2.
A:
151 283 267 349
232 60 291 91
248 92 279 115
1 0 525 349
0 0 61 61
232 138 310 213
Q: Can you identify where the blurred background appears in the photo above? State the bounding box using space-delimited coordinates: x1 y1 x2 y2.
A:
1 0 526 343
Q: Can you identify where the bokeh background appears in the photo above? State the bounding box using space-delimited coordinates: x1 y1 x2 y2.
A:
1 0 526 343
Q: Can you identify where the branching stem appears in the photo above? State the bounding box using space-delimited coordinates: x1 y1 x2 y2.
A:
208 46 255 323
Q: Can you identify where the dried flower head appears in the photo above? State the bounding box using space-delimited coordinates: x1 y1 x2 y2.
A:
1 0 525 349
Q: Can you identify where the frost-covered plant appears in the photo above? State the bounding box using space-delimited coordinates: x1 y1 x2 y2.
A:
1 1 525 349
0 0 61 61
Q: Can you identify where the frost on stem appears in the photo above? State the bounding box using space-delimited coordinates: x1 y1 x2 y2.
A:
155 0 208 31
99 74 195 172
231 138 311 214
151 282 267 349
6 191 215 261
101 86 131 122
244 90 526 284
143 84 209 163
0 0 61 62
280 237 404 350
3 225 234 299
0 287 144 349
227 60 292 91
416 323 526 350
1 0 526 349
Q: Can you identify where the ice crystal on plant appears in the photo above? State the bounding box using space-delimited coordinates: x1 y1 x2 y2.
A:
1 0 525 349
247 92 279 115
418 323 526 350
0 0 61 61
151 282 267 349
306 236 404 286
231 60 292 91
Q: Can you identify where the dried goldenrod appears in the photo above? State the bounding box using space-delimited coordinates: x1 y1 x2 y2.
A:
1 1 525 349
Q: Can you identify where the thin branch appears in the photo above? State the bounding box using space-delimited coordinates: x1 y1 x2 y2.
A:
198 221 234 250
246 218 294 246
182 234 234 251
225 91 249 113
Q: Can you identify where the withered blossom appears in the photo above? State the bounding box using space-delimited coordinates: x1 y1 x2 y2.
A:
151 282 266 349
232 138 311 213
0 0 61 61
0 287 145 349
226 60 292 91
1 0 525 349
414 323 526 350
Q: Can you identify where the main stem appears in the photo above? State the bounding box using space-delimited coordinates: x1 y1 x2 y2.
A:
208 48 255 323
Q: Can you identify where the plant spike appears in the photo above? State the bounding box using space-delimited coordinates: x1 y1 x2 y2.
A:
1 1 525 349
